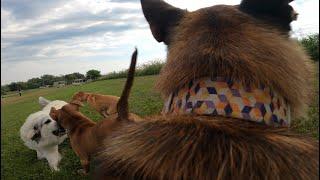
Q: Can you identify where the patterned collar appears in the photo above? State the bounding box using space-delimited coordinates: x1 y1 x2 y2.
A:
162 77 291 127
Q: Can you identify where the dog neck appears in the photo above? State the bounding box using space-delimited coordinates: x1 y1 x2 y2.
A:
162 77 291 127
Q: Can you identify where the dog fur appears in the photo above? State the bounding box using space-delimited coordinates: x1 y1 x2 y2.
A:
49 49 139 175
150 1 314 118
20 97 68 171
71 92 120 118
90 0 318 179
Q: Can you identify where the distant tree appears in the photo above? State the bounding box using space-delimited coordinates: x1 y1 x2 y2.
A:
86 70 101 80
71 72 85 79
40 74 55 86
1 85 10 95
63 72 83 84
8 82 19 91
26 78 42 89
53 75 65 83
300 33 319 61
17 82 27 90
64 74 75 84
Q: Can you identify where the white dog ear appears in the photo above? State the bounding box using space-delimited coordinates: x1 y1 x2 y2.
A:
39 97 51 108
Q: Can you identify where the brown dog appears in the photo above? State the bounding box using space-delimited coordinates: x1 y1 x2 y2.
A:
49 49 139 175
89 0 318 179
72 91 119 118
71 91 143 121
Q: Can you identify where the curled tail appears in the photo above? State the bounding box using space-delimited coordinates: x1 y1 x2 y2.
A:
117 48 138 120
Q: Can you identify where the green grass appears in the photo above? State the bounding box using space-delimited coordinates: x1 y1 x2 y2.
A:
1 75 163 180
1 75 318 179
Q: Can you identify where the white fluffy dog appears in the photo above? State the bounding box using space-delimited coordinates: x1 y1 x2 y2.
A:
20 97 68 171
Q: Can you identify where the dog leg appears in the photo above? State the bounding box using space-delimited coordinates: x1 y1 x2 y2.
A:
36 150 44 160
77 159 89 175
46 147 61 171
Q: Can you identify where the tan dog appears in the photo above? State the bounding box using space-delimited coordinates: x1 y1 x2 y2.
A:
49 50 139 175
72 92 119 118
89 0 318 179
72 91 143 122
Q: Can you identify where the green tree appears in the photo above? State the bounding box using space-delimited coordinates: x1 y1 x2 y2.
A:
1 85 10 95
40 74 55 86
7 82 19 91
300 34 319 61
64 72 85 84
86 70 101 80
17 82 27 90
26 78 42 89
71 72 85 79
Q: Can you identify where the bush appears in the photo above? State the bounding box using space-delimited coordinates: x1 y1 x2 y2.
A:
300 34 319 61
136 60 164 76
101 60 165 80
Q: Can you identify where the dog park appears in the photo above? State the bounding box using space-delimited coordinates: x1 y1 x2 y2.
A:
2 75 163 179
2 71 319 179
2 0 319 179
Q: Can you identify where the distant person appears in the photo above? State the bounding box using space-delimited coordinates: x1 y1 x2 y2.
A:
18 88 22 96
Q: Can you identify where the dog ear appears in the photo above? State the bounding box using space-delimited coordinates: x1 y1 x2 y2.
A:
70 100 84 107
140 0 186 44
239 0 297 32
39 97 51 108
49 107 58 120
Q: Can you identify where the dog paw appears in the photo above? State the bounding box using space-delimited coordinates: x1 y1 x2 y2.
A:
77 169 88 176
51 167 60 171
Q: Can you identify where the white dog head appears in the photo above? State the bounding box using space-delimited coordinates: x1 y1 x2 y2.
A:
20 97 68 148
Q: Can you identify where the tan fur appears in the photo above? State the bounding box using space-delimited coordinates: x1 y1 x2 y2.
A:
72 91 120 118
155 6 314 118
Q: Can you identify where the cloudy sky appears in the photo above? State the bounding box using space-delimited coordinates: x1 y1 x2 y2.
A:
1 0 319 85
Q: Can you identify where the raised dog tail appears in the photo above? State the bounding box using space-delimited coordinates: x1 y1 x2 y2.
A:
117 48 138 120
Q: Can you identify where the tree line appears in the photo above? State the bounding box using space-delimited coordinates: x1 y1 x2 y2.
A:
1 70 101 95
2 33 318 95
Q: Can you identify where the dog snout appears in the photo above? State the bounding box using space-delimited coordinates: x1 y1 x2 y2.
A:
52 123 66 136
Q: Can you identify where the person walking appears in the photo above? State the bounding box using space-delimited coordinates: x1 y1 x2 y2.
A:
18 88 22 96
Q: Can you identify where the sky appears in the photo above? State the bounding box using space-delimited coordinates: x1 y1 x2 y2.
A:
1 0 319 85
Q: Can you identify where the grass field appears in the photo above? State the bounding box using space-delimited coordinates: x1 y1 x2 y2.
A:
1 75 318 179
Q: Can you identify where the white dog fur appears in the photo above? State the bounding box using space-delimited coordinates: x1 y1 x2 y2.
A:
20 97 68 171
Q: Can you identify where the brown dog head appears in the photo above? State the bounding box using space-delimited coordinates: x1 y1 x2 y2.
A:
72 91 89 102
141 0 313 118
49 103 82 130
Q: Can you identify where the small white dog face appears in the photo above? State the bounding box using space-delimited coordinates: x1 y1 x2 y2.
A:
20 97 68 171
27 113 66 146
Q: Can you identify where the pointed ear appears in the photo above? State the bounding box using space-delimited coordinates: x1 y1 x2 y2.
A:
39 97 51 108
239 0 297 32
49 107 58 120
140 0 186 44
70 100 84 107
